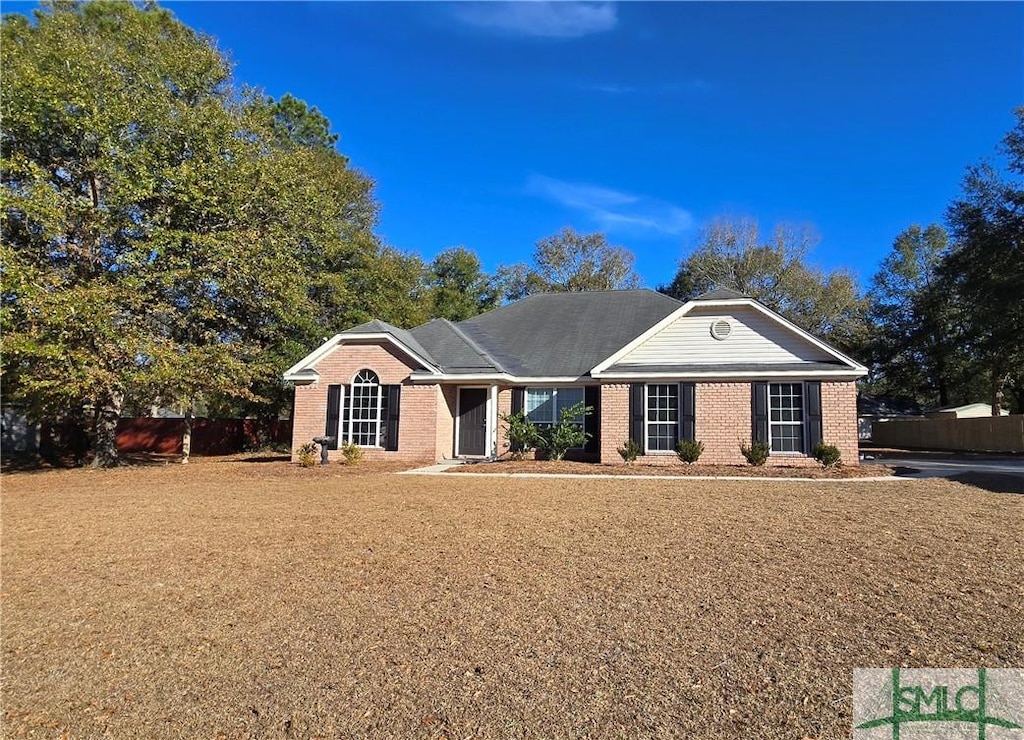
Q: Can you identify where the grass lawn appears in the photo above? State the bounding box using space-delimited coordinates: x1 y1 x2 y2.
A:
2 458 1021 738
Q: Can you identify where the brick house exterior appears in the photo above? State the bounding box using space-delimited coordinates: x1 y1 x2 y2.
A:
285 289 867 467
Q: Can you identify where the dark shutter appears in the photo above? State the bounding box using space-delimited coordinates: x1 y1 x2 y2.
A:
325 384 341 450
679 382 696 442
629 383 645 453
511 388 524 415
805 381 822 452
385 385 401 451
584 385 601 453
751 382 768 445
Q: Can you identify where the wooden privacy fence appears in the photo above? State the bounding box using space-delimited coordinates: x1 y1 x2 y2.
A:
872 415 1024 453
116 418 292 455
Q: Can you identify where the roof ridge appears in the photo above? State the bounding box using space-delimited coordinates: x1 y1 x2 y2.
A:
442 318 506 373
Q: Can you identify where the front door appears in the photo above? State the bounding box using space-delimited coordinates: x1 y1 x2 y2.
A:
457 388 488 456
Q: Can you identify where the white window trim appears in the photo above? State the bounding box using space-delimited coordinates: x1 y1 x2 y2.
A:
767 381 806 455
344 369 385 449
644 383 679 455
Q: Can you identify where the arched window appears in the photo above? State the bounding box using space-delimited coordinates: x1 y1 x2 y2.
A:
347 369 383 446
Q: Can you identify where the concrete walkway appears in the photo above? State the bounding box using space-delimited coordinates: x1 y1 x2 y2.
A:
398 460 900 483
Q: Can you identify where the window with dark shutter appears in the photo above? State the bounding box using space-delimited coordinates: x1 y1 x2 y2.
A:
752 382 769 446
804 381 822 451
325 385 341 450
678 382 696 443
629 383 645 452
385 385 401 451
584 385 601 453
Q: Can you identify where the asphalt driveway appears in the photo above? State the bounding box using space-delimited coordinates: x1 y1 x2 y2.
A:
864 449 1024 493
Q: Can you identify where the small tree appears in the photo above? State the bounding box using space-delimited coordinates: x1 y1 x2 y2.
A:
618 439 641 463
812 441 842 468
675 439 704 464
740 440 770 466
500 411 543 460
536 401 592 461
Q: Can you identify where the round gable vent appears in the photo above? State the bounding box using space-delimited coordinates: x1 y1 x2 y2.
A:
710 319 732 341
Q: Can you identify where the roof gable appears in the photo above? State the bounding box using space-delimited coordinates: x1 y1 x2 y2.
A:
592 296 866 376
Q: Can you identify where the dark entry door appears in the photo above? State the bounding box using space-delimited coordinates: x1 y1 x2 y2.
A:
458 388 488 456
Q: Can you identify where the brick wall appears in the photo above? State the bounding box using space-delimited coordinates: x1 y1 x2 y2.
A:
436 385 457 460
599 384 630 463
496 387 513 457
822 380 859 465
291 342 437 462
597 380 860 467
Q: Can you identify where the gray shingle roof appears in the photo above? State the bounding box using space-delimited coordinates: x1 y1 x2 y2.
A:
693 287 749 300
408 319 502 373
453 290 683 376
344 319 438 369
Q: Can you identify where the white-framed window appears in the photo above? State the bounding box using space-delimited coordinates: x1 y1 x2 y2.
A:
346 369 384 447
768 382 804 453
646 384 678 452
525 387 585 428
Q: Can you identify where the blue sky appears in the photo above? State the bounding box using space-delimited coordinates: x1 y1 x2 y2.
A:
48 2 1024 287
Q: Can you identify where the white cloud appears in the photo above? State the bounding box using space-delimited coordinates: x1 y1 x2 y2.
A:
526 174 693 235
453 2 617 39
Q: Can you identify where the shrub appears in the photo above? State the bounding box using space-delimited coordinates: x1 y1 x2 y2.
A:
813 441 842 467
340 441 362 465
617 439 641 464
538 401 592 461
675 439 705 464
296 442 319 468
500 411 543 459
740 440 770 466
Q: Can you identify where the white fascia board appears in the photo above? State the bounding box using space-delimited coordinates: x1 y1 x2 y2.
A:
593 368 867 380
282 332 441 382
589 297 867 374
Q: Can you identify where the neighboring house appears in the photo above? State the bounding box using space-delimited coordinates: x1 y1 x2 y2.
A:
926 403 1010 419
857 394 922 440
285 288 867 466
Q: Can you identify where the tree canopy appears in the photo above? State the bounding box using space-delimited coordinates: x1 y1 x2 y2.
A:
496 227 641 300
0 1 383 464
941 106 1024 413
659 218 866 352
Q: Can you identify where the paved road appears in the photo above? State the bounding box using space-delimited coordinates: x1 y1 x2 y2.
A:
864 452 1024 492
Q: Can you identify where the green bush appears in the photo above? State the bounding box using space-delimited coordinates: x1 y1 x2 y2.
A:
675 439 705 464
538 401 592 461
296 442 318 468
500 411 543 460
813 441 842 467
617 439 641 464
340 441 362 465
740 440 770 466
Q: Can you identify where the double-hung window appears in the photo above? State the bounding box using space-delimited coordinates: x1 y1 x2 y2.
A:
525 387 585 429
646 384 678 452
344 369 386 447
768 382 804 453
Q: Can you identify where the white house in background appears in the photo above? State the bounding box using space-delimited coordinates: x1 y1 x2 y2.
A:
926 403 1010 419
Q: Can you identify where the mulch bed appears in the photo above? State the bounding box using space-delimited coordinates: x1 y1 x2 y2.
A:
2 461 1020 738
448 458 894 478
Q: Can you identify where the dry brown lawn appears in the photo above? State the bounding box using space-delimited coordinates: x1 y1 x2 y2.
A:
2 457 1021 739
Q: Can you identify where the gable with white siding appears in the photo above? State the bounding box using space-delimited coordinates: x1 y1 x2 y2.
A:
615 305 834 366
